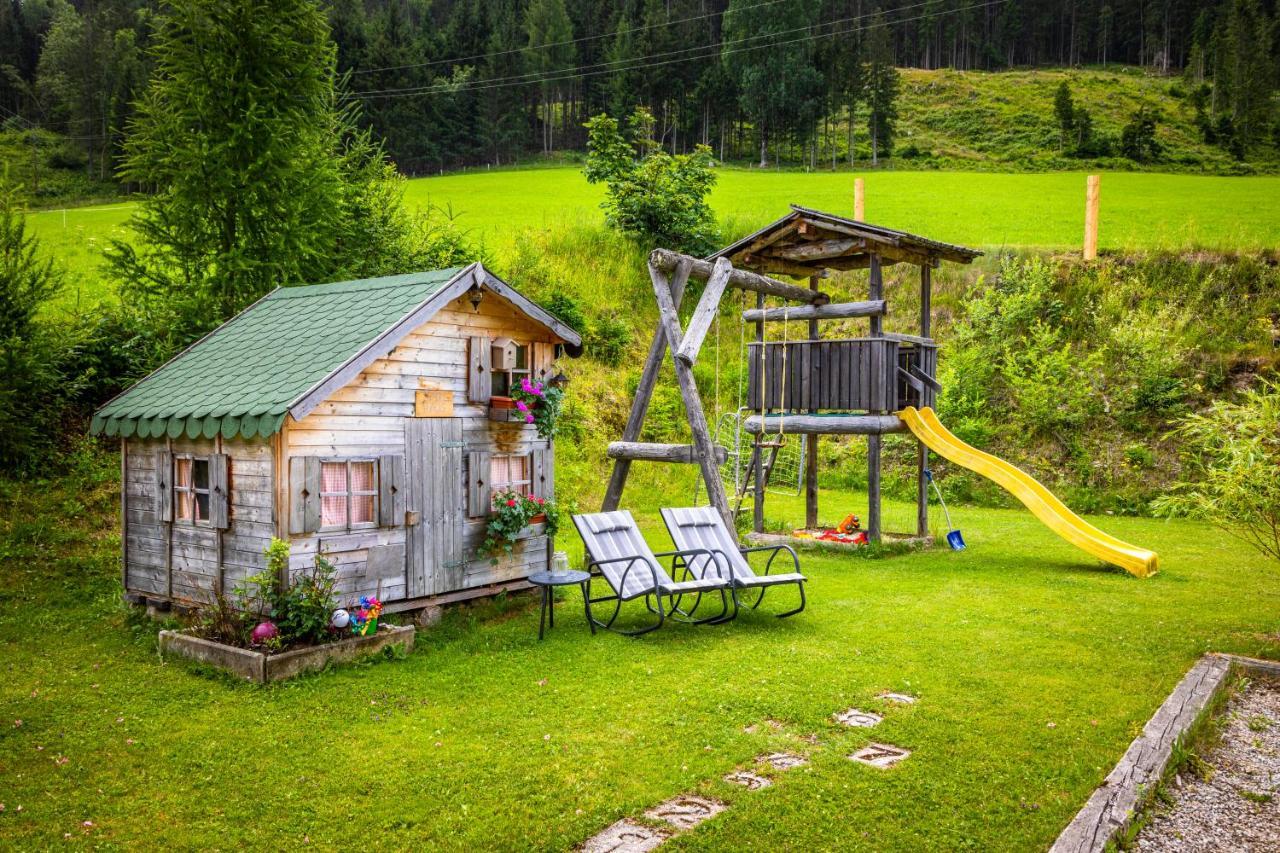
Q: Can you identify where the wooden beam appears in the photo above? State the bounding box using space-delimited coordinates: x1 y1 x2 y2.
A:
744 414 907 435
651 248 829 304
805 273 820 530
765 237 864 261
675 257 732 367
1083 174 1101 261
601 259 692 511
742 300 885 323
868 434 882 544
607 442 728 464
917 264 932 538
650 261 734 530
869 254 884 337
752 292 765 535
854 177 865 220
883 331 935 346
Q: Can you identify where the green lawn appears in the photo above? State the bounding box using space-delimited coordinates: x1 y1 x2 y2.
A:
28 167 1280 310
2 465 1277 849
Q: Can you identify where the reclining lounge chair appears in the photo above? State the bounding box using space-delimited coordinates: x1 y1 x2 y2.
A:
660 506 807 618
573 510 737 636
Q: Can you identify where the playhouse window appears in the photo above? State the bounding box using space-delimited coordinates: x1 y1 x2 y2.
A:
174 456 210 523
491 343 530 397
490 454 531 497
320 460 377 530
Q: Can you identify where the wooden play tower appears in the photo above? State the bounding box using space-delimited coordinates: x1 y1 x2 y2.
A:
603 205 981 544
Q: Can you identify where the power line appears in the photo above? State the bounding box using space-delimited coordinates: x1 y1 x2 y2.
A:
348 0 790 78
348 0 924 99
350 0 999 101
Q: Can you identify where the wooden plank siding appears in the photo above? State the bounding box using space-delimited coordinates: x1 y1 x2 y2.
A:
747 338 903 413
120 290 566 610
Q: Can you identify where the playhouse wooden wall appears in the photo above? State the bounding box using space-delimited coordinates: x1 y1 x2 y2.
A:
120 289 565 609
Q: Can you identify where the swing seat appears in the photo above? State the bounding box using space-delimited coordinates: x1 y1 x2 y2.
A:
757 440 785 449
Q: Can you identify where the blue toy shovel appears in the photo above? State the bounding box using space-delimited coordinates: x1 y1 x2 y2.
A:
924 469 966 551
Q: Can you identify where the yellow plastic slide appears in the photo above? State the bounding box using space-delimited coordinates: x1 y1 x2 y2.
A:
899 406 1158 578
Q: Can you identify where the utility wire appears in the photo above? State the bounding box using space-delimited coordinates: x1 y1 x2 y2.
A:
349 0 931 98
350 0 1000 101
348 0 791 77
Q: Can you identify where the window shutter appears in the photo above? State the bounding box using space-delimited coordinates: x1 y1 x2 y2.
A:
467 450 491 517
209 453 230 529
532 342 554 383
468 336 491 403
532 443 554 500
155 448 173 522
378 455 405 527
289 456 321 534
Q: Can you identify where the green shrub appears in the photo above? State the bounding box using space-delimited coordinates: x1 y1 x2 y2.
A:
544 292 588 337
245 538 339 645
1152 381 1280 561
587 311 632 366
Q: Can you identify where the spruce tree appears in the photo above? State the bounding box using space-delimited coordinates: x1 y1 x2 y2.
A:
107 0 416 339
524 0 575 155
863 9 900 165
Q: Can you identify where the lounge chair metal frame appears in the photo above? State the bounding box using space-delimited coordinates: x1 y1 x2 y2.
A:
574 511 738 637
660 507 808 618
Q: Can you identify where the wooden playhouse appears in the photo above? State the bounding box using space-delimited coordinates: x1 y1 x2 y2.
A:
90 265 581 612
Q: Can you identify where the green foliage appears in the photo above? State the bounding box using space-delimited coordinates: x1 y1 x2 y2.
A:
0 184 76 473
583 109 718 252
543 292 587 337
241 538 340 646
586 311 632 366
511 377 565 440
1121 106 1164 162
863 9 900 164
1153 381 1280 562
106 0 440 344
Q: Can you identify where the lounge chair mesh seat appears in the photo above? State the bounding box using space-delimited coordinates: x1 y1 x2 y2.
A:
661 506 807 617
573 510 735 634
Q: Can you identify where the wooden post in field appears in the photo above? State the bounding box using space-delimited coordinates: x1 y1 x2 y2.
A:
854 178 865 220
1083 174 1101 260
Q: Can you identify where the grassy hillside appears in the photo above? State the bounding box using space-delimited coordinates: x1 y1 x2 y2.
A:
28 169 1280 311
893 67 1278 174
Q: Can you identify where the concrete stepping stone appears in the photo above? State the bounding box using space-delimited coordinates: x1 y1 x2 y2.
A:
723 770 772 790
834 708 883 728
644 795 726 830
877 692 917 705
759 751 808 771
579 819 669 853
849 743 911 768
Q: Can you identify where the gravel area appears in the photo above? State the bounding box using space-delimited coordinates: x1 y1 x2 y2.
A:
1134 677 1280 852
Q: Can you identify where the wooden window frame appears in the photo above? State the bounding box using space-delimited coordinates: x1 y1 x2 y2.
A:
173 454 211 526
319 458 379 532
490 453 532 497
490 342 531 398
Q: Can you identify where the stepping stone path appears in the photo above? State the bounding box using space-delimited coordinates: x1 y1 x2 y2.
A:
723 770 772 790
849 743 912 769
834 708 883 728
579 819 669 853
759 751 808 771
878 692 917 705
644 795 727 830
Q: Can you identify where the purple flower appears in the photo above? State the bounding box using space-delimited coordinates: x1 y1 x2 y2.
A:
525 414 534 423
516 401 529 411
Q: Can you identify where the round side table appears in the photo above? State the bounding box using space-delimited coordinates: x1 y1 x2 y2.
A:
527 570 594 640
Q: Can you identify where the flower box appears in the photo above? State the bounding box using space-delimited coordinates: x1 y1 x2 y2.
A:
488 395 535 424
158 623 414 683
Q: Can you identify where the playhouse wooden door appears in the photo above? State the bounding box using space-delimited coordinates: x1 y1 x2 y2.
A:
404 417 467 598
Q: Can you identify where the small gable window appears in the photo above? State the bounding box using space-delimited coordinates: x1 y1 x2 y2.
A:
320 460 377 530
174 456 210 522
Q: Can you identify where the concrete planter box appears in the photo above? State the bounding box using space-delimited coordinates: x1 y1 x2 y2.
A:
158 624 415 683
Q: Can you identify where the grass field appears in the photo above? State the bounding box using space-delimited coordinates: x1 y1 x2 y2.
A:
27 168 1280 311
1 459 1278 849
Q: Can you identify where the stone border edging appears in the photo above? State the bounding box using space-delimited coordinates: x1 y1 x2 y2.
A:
1050 653 1280 853
158 624 415 683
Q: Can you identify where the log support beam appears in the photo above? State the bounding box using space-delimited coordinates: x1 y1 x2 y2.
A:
742 300 885 323
607 442 728 465
650 248 829 305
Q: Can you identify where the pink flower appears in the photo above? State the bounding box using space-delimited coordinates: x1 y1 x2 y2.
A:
525 414 534 423
536 497 545 505
507 498 517 507
516 401 528 411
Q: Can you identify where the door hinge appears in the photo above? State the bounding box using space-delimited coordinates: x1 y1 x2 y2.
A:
443 560 467 570
439 440 465 448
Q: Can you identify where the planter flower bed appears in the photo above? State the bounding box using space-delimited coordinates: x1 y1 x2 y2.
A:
159 623 415 683
165 538 415 681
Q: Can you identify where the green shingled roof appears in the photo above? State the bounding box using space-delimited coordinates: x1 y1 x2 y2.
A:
90 268 467 441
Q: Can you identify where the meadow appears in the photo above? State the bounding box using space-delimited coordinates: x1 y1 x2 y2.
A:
28 167 1280 311
2 457 1278 849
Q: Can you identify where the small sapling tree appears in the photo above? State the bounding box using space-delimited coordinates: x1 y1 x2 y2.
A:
583 108 718 253
1153 381 1280 563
